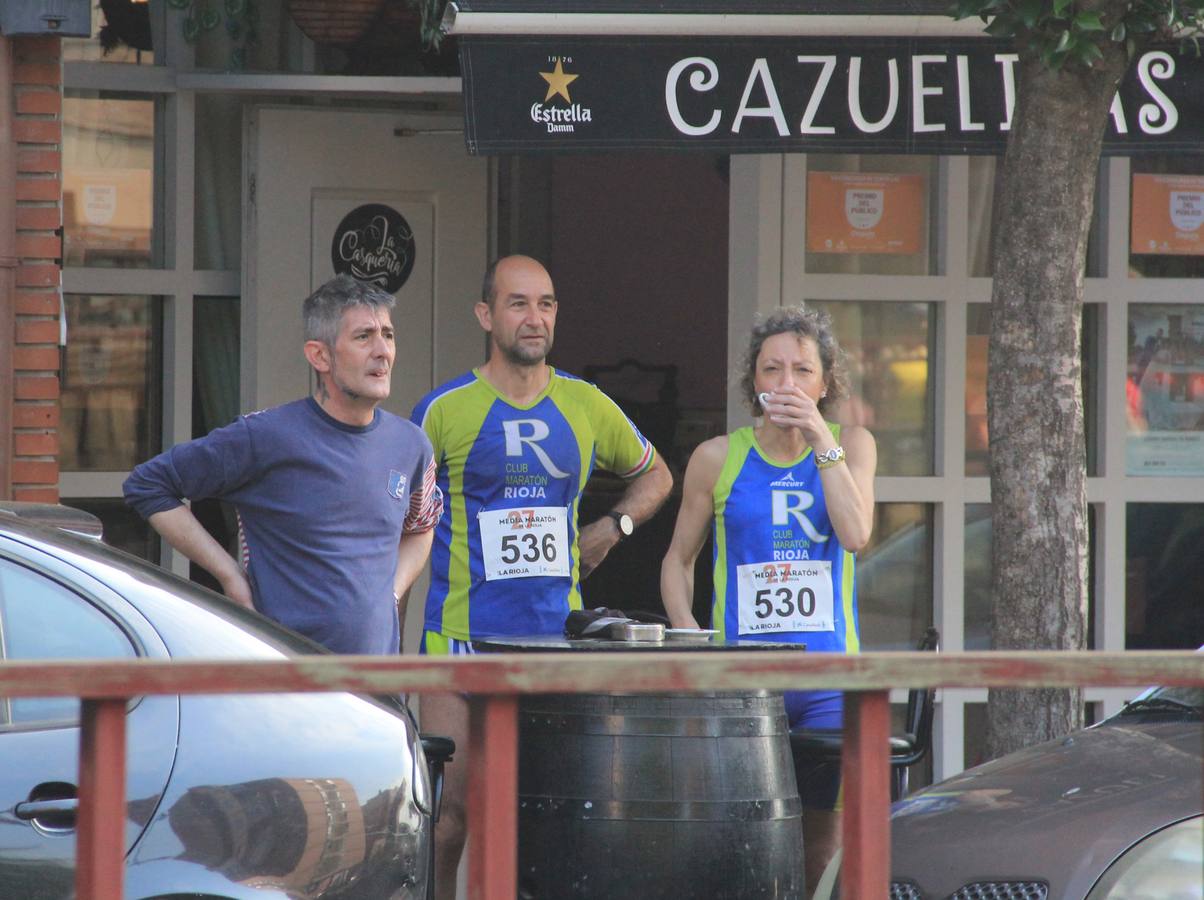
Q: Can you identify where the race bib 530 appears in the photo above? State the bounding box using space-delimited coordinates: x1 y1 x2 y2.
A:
736 560 834 635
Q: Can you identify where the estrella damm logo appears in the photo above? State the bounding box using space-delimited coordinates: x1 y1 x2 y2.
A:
531 56 593 134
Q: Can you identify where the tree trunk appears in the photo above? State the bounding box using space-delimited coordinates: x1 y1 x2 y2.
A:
985 35 1130 760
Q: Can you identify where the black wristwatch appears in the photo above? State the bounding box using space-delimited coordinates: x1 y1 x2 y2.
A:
606 510 634 540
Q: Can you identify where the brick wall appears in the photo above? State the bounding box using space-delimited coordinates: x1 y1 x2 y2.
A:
10 35 62 502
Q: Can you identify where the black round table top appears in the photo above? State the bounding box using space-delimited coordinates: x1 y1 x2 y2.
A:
472 634 807 652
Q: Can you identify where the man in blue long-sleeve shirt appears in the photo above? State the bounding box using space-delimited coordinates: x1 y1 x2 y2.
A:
124 275 442 654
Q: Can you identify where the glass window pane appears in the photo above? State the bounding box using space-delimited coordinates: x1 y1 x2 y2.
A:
0 559 135 725
967 157 1002 277
966 303 1100 476
63 93 155 268
184 4 459 74
805 154 940 276
192 297 241 437
63 1 156 64
1126 503 1204 649
808 300 934 476
62 498 157 562
858 503 933 651
190 297 242 591
965 504 1096 651
970 156 1103 278
1126 305 1204 476
195 96 242 270
60 294 162 472
964 504 993 651
1129 156 1204 278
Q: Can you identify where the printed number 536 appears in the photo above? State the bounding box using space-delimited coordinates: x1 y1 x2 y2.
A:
500 532 558 564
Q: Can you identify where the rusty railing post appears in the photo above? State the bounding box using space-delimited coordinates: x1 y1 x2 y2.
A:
76 697 128 900
467 694 518 900
841 689 892 897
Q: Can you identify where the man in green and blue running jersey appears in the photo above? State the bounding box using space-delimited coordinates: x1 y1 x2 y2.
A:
410 254 673 899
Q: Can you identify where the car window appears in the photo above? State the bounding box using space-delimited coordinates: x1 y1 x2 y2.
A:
0 557 135 727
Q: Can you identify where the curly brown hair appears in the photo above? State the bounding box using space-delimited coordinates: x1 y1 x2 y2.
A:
739 305 849 417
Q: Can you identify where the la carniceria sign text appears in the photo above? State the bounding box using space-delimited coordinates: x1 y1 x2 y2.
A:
459 36 1200 155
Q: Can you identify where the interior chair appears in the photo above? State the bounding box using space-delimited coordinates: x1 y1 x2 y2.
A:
789 626 940 801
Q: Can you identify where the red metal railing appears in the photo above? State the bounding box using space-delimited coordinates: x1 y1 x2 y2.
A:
1 649 1201 900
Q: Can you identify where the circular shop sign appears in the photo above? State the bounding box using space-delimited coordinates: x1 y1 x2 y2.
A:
331 204 416 293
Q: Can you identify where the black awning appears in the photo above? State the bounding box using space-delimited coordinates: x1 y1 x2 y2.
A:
459 34 1203 156
454 2 951 10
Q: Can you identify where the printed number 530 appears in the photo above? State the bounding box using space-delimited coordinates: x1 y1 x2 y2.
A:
754 586 816 620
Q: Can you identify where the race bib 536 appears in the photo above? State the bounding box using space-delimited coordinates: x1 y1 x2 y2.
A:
478 507 570 581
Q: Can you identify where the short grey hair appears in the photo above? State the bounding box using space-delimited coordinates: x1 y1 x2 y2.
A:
739 305 849 417
303 275 395 346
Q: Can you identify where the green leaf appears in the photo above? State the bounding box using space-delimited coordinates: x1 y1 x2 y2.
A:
1111 21 1126 41
197 4 220 30
1016 0 1044 27
1073 10 1106 30
1075 40 1105 63
1053 0 1074 14
1126 36 1137 57
1055 28 1073 51
985 15 1018 36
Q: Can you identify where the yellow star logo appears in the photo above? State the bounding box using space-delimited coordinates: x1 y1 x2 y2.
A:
539 59 579 104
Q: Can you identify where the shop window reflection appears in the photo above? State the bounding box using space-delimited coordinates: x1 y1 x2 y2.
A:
808 300 934 477
966 303 1100 477
63 93 155 268
1126 304 1204 476
805 154 939 276
1126 504 1204 649
969 156 1103 278
858 503 933 652
964 504 1096 651
60 294 161 472
1129 156 1204 278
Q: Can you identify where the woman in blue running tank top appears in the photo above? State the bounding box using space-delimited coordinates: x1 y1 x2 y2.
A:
661 306 877 894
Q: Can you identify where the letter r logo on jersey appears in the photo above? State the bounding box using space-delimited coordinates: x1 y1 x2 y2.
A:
502 419 571 479
771 490 828 542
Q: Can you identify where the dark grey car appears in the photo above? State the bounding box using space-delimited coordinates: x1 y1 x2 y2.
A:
0 505 432 899
817 684 1202 899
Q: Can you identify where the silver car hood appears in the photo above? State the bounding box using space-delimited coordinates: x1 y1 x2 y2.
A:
890 718 1202 899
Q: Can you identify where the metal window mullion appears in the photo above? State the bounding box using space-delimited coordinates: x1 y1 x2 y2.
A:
781 152 807 297
63 62 176 94
157 87 196 577
726 154 783 431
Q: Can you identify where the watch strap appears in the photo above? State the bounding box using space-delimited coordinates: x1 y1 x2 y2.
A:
815 445 846 469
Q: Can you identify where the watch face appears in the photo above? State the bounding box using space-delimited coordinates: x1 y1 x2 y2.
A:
612 512 634 536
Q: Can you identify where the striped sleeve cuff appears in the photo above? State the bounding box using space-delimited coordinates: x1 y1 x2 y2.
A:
403 457 443 533
616 441 656 479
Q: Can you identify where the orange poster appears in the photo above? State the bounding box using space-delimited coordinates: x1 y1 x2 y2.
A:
806 172 925 255
1130 173 1204 256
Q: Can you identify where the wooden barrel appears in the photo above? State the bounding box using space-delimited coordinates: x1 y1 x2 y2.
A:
517 691 805 899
